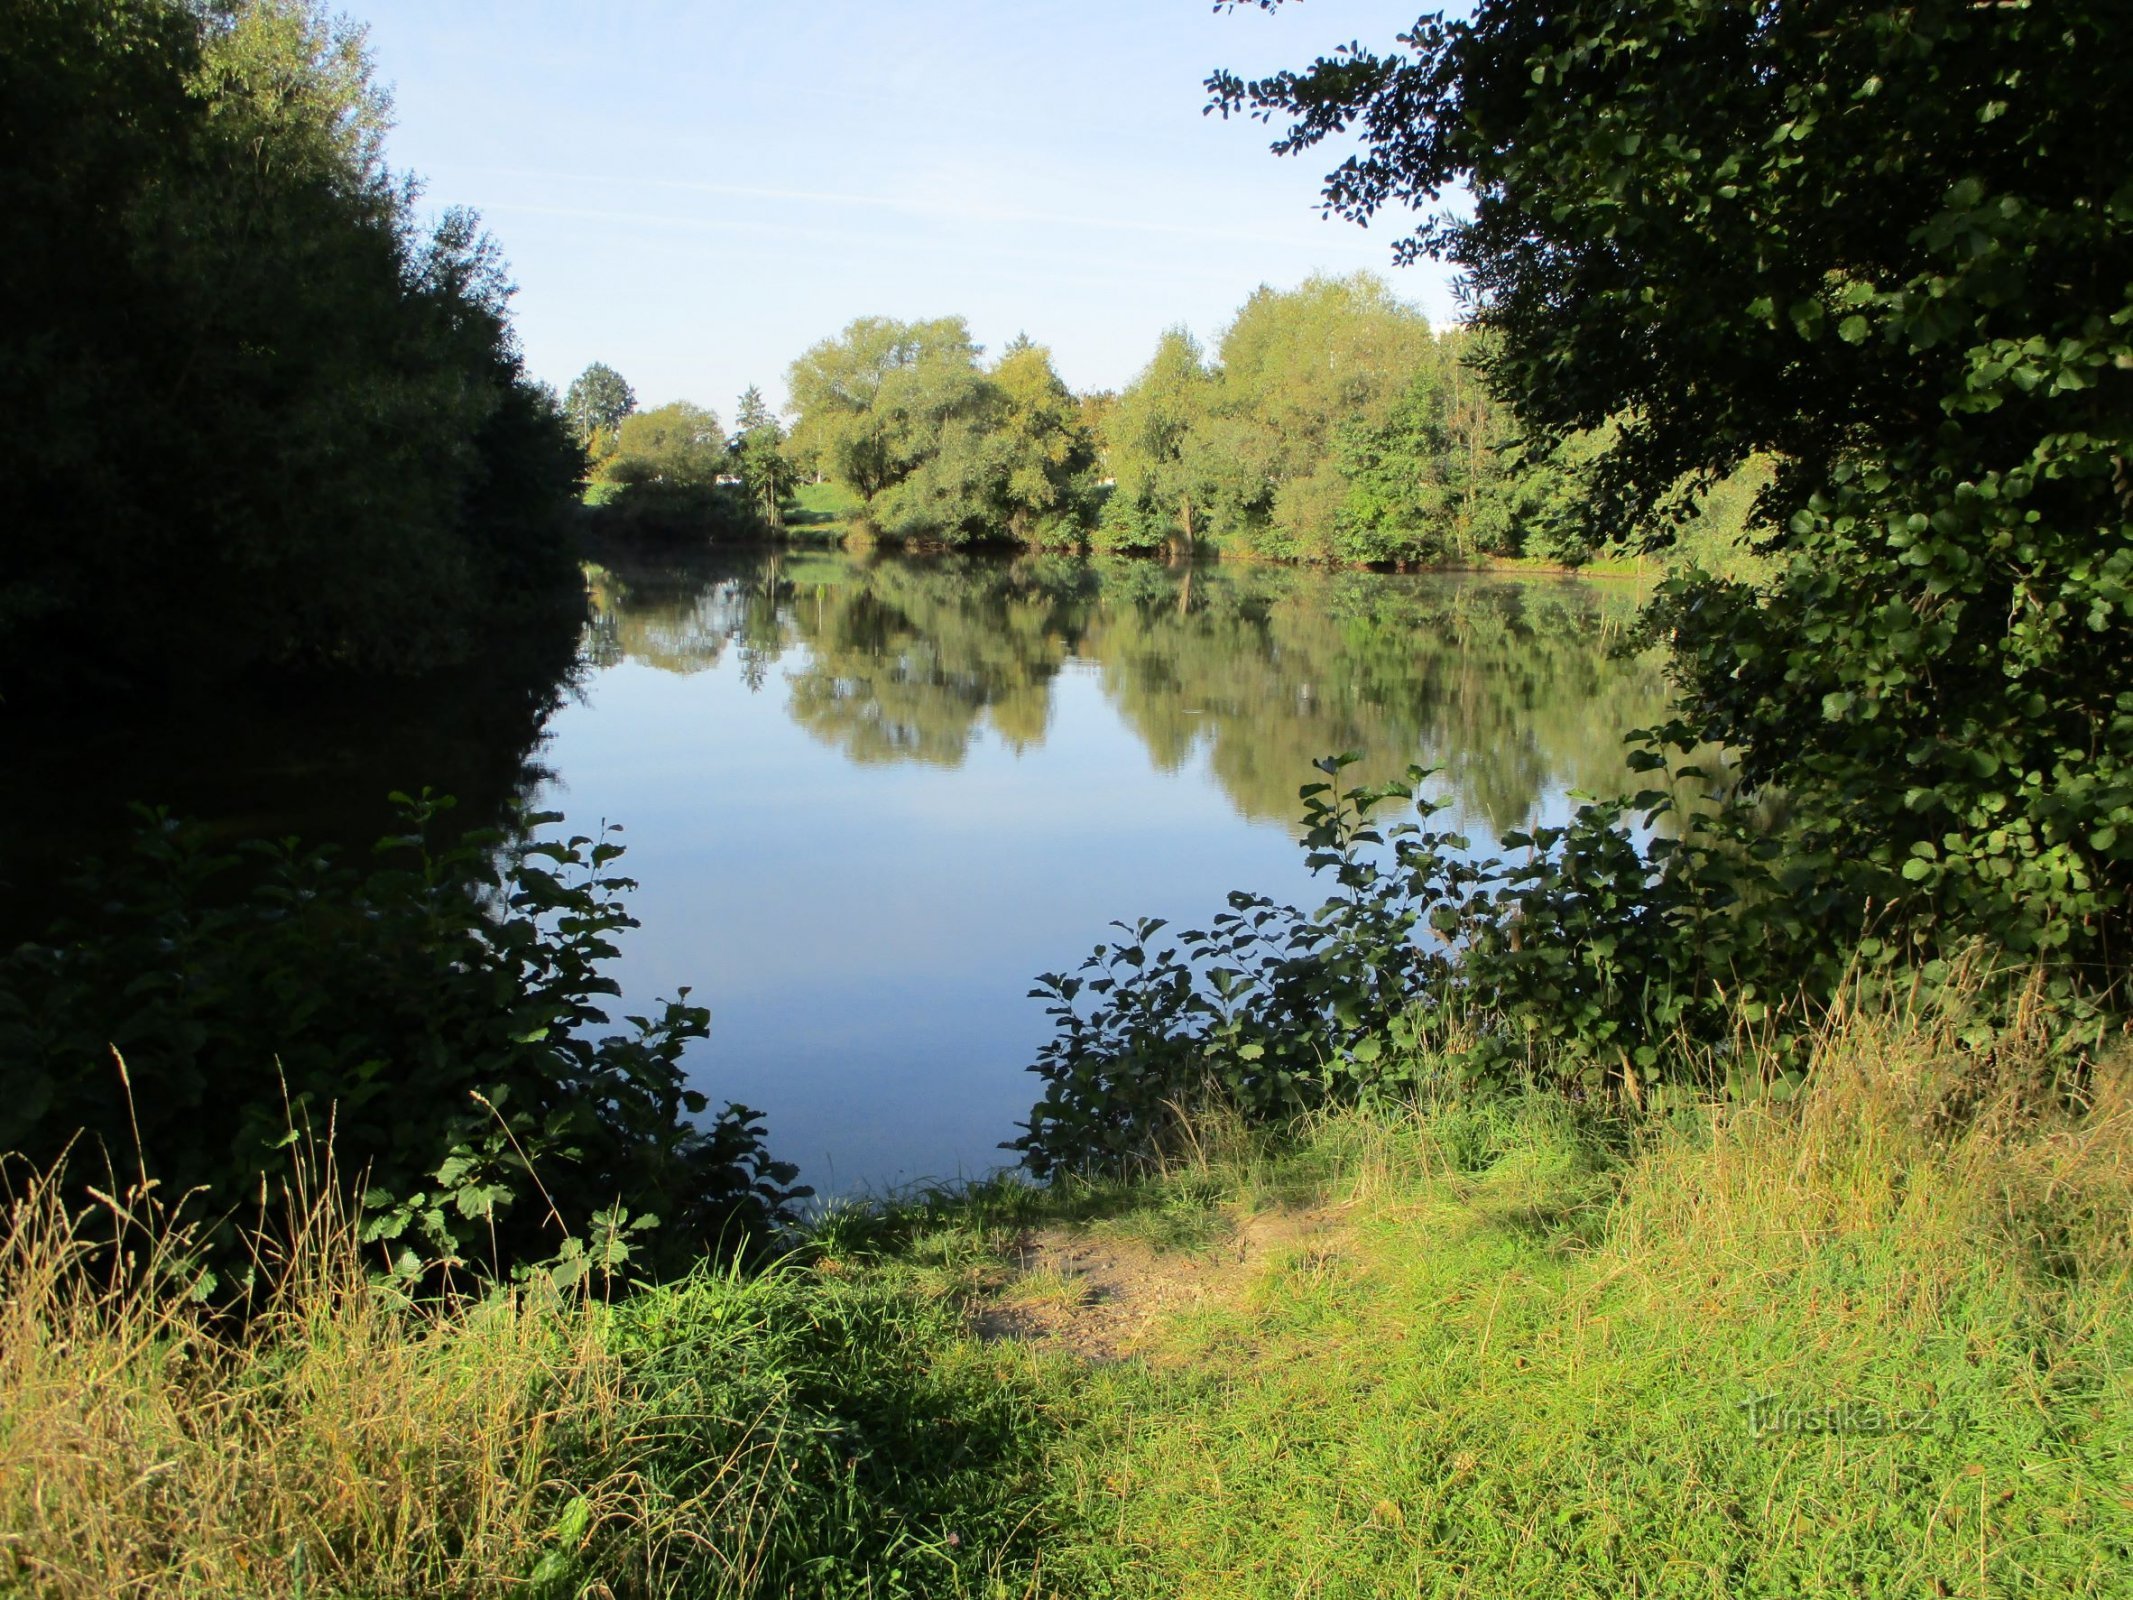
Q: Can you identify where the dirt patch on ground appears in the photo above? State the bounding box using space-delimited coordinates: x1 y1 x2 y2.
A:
972 1205 1350 1361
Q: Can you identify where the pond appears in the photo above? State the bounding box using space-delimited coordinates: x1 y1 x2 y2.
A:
548 549 1668 1191
0 547 1672 1193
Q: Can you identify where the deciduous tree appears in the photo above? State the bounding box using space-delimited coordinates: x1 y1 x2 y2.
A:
732 385 794 531
1215 0 2133 963
566 362 637 463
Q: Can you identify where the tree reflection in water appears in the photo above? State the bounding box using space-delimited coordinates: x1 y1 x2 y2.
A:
583 548 1678 838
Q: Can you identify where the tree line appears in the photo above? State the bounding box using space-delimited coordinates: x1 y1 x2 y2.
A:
564 275 1723 566
0 0 584 707
1096 274 1591 565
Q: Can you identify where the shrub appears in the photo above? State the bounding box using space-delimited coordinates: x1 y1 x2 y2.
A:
0 795 802 1284
1017 757 2110 1176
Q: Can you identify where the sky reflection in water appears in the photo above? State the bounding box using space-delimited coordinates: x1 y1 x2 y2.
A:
541 550 1667 1192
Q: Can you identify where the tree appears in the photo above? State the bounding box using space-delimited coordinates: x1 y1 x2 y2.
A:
0 0 581 702
985 336 1096 545
565 362 636 462
786 316 983 512
592 400 745 540
732 385 794 530
608 401 726 489
1208 273 1434 559
1216 0 2133 966
1103 279 1451 561
1101 328 1214 553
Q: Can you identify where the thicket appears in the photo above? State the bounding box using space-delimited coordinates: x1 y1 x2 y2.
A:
0 797 802 1287
0 0 585 706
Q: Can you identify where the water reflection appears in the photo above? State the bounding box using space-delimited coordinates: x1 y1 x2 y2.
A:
556 550 1677 1191
0 608 583 943
583 549 1665 838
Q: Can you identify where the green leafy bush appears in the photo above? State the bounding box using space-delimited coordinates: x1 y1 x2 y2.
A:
0 796 802 1282
1017 756 2105 1176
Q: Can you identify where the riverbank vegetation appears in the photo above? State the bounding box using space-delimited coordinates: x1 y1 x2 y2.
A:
566 280 1761 571
768 283 1765 570
0 0 583 708
0 794 803 1289
1218 0 2133 978
5 0 2130 1591
8 987 2126 1597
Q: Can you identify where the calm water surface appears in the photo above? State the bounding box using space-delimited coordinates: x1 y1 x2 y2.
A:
544 550 1667 1191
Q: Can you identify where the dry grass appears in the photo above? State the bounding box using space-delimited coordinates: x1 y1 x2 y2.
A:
10 977 2129 1598
0 1155 777 1600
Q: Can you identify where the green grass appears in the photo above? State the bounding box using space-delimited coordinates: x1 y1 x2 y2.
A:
0 1165 1065 1599
783 481 865 542
1033 1028 2133 1597
9 1000 2128 1595
1484 551 1662 580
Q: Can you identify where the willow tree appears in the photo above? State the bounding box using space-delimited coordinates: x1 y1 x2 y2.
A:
786 316 985 513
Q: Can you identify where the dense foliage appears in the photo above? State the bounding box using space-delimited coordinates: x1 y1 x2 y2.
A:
0 0 584 704
787 319 1096 546
1215 0 2133 968
0 798 803 1282
1017 755 2104 1176
1100 275 1594 565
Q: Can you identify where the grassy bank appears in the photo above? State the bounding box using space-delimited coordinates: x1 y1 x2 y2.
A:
1036 1005 2133 1596
786 481 866 543
6 999 2128 1596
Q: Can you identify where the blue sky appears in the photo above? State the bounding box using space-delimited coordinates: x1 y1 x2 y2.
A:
340 0 1460 419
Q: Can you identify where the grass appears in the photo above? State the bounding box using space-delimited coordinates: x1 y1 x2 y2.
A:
5 992 2129 1595
1483 550 1662 580
784 481 865 543
1040 1004 2133 1597
0 1160 1061 1598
